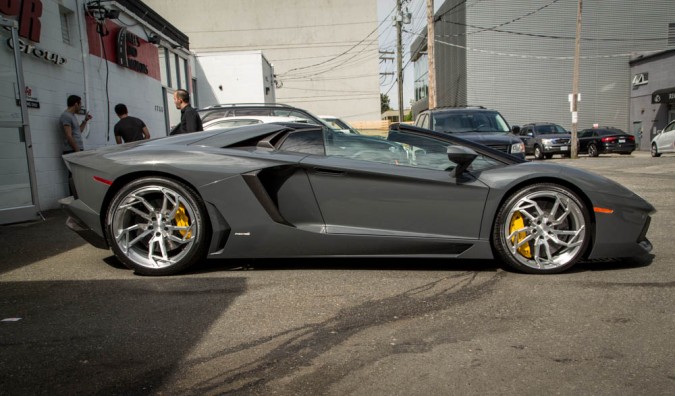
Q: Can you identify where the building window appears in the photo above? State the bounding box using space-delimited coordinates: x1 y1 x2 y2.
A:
178 57 187 90
59 8 72 45
159 47 170 87
669 23 675 47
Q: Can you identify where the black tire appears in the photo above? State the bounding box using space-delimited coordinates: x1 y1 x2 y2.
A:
534 145 544 160
651 143 661 157
588 143 599 157
492 183 591 274
105 177 210 276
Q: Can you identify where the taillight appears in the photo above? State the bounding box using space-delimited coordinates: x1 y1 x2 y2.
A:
626 135 635 141
601 136 617 143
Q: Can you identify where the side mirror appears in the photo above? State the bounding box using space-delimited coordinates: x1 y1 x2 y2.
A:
447 145 477 177
511 125 521 134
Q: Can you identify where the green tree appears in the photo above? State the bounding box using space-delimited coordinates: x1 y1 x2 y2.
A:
380 93 391 113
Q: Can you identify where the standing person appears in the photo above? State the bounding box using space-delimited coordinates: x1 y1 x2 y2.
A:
114 103 150 144
60 95 91 154
170 89 203 134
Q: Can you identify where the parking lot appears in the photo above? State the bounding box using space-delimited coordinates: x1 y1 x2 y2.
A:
1 152 674 395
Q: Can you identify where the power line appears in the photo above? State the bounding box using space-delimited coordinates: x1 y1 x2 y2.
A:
280 6 397 76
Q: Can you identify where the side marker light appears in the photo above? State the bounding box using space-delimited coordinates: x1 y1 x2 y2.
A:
593 207 614 214
93 176 113 185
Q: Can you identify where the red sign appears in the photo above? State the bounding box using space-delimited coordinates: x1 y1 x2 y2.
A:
0 0 43 42
85 15 160 80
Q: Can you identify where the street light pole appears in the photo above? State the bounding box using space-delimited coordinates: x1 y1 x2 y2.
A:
571 0 583 159
427 0 436 110
396 0 404 123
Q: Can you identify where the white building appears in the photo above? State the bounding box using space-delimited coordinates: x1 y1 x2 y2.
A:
143 0 382 122
1 0 194 224
195 51 276 106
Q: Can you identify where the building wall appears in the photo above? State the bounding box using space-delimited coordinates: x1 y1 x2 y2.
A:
1 0 188 210
413 0 675 136
630 51 675 149
143 0 381 122
195 51 275 106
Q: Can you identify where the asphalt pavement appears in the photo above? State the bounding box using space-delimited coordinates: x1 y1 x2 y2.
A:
1 151 674 395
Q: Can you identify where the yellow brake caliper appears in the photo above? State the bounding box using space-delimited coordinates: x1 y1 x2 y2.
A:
174 204 192 239
510 211 532 258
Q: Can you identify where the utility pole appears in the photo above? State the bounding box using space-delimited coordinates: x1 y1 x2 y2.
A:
427 0 436 110
396 0 404 123
570 0 583 159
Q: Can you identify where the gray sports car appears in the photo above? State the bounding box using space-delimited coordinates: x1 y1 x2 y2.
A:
60 122 655 276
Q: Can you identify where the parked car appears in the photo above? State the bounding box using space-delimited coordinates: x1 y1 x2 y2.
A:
518 123 571 159
412 106 525 159
651 119 675 157
60 122 654 276
578 127 636 157
197 103 334 129
319 115 361 134
202 115 307 131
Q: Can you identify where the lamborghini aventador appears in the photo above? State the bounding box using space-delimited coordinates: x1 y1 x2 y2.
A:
60 122 655 276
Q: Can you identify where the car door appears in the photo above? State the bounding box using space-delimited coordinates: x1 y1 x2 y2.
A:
300 132 491 240
578 130 595 153
519 126 535 154
657 120 675 153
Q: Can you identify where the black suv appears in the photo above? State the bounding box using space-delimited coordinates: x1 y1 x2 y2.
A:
197 103 333 129
412 107 525 159
517 122 571 159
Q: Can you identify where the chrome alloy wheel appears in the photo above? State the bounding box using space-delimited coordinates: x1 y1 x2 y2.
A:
111 185 199 270
502 189 586 271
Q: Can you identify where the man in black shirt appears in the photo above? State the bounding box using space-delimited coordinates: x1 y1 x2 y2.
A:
170 89 203 135
114 103 150 144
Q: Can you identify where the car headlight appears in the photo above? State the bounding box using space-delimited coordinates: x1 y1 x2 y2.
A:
511 142 525 154
541 138 553 148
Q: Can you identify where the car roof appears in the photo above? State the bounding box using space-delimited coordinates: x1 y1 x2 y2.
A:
425 106 491 112
522 122 562 126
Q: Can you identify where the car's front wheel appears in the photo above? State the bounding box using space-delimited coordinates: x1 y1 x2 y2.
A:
651 143 661 157
533 145 544 160
105 177 209 276
492 183 590 274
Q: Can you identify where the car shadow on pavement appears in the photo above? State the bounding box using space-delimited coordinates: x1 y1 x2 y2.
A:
0 209 86 276
194 257 502 274
570 254 655 273
0 276 248 395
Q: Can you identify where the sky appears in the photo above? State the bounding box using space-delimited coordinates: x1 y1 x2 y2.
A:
377 0 440 111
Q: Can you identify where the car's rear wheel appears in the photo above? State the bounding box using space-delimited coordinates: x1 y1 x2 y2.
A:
588 143 599 157
492 183 590 274
651 143 661 157
105 177 209 276
533 145 544 160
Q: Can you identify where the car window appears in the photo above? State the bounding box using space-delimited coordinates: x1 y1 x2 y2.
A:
665 121 675 133
324 133 408 165
533 124 567 134
416 113 429 129
278 129 325 155
579 130 593 138
388 131 502 172
432 111 510 133
210 119 262 128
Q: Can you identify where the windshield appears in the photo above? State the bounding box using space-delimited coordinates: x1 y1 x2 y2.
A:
535 124 568 134
432 112 510 133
